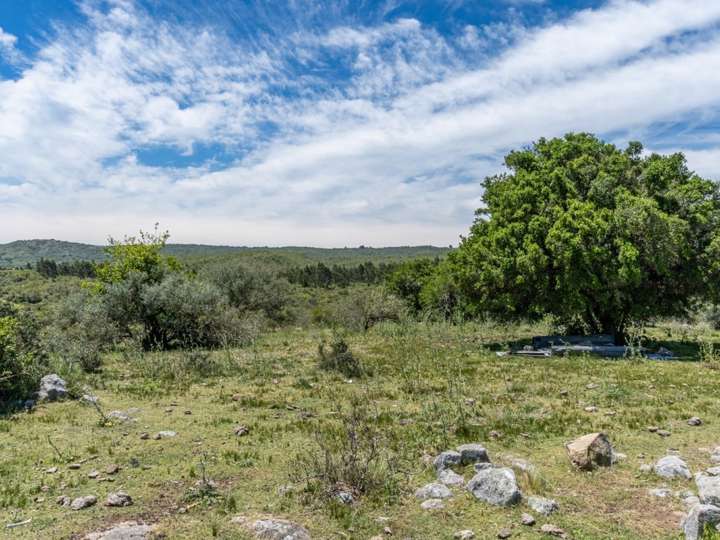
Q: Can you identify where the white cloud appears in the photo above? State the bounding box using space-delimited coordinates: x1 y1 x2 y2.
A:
1 0 719 246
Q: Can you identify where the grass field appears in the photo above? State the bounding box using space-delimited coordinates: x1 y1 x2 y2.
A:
2 321 719 539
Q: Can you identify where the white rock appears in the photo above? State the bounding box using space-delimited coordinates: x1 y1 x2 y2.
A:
438 469 465 487
420 498 445 510
415 483 453 500
655 456 692 480
527 495 558 515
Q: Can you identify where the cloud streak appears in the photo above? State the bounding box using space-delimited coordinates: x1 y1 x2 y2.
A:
1 0 719 245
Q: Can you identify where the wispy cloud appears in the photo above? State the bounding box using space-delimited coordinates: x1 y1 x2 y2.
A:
1 0 719 245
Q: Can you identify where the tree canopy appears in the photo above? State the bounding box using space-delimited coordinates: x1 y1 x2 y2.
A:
439 133 720 340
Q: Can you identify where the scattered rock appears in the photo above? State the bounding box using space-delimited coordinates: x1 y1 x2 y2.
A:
649 488 672 498
655 456 692 480
68 463 81 470
153 431 177 439
586 383 599 389
88 470 100 479
682 503 720 540
456 444 490 465
565 433 613 470
106 491 133 507
454 530 475 540
696 473 720 505
81 394 99 405
497 528 512 539
83 521 154 540
139 432 149 440
527 495 559 516
540 524 566 537
38 374 68 402
234 425 250 437
433 451 461 471
415 483 452 500
467 467 521 507
46 467 58 474
231 516 311 540
648 426 659 433
657 429 671 438
688 417 703 426
420 498 445 510
57 495 70 507
108 411 133 422
70 495 97 510
584 406 598 413
520 513 535 526
640 464 653 473
105 464 120 475
438 469 465 487
334 491 354 505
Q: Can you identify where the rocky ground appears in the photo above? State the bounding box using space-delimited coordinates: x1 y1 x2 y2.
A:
1 322 720 539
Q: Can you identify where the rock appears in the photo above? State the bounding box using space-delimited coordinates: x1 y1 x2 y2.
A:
640 464 653 473
334 491 353 505
688 417 703 426
696 473 720 505
83 521 154 540
467 467 521 507
234 425 250 437
655 456 692 480
438 469 465 487
433 450 461 471
139 432 149 440
565 433 613 470
38 374 68 402
105 464 120 475
540 524 566 537
649 488 672 498
81 394 99 405
68 463 81 470
682 504 720 540
584 406 598 413
88 470 100 479
420 498 445 510
108 411 133 422
497 528 512 539
233 517 311 540
520 513 535 526
456 444 490 465
612 452 627 464
57 495 70 507
708 467 720 476
474 462 494 472
657 429 671 438
70 495 97 510
586 383 599 389
454 530 475 540
648 426 659 433
46 466 58 474
106 491 133 507
527 495 558 516
415 483 452 500
153 430 177 439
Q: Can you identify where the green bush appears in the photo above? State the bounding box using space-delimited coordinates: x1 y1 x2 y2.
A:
326 286 406 331
0 316 45 403
318 335 363 378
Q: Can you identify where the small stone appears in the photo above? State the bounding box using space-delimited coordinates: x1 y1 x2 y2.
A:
456 444 490 465
438 469 465 487
108 410 133 422
234 425 250 437
139 432 149 440
649 488 672 498
688 417 703 426
647 426 659 433
454 530 475 540
420 498 445 510
586 383 599 389
68 463 81 470
334 491 354 505
527 495 558 516
184 410 192 415
81 394 99 405
57 495 70 507
153 430 176 439
559 389 569 397
654 455 691 480
520 513 535 526
70 495 97 510
584 406 598 413
497 528 512 539
82 522 154 540
639 464 653 473
46 467 58 474
565 433 613 470
415 483 452 500
105 464 120 475
105 491 133 507
540 524 566 537
657 429 671 438
433 450 461 471
88 470 99 479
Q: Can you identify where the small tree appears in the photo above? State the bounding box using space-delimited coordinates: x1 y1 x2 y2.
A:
441 133 720 342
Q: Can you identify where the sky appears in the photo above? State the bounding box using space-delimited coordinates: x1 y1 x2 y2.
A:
1 0 720 247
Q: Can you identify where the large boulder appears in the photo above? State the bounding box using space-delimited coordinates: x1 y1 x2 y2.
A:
655 456 692 480
466 467 521 506
565 433 613 470
682 504 720 540
456 444 490 466
37 374 67 402
415 483 453 500
696 473 720 506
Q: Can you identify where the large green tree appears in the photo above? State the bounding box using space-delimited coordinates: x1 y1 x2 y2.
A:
441 133 720 341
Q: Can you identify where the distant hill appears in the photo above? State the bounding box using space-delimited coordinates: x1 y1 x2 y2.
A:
0 239 451 268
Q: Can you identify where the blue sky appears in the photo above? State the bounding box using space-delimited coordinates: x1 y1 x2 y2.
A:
1 0 719 246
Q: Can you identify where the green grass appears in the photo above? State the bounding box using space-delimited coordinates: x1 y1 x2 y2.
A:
1 321 719 539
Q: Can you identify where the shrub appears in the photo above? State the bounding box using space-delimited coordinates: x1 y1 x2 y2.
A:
0 316 45 403
705 305 720 330
318 335 363 378
328 286 406 331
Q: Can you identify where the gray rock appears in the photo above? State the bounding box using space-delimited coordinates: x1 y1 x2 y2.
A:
540 524 566 537
657 429 672 438
655 456 692 480
706 467 720 477
420 498 445 510
108 411 133 422
456 444 489 465
688 417 703 426
467 467 521 506
438 468 465 487
83 522 154 540
81 394 99 405
521 513 535 526
334 491 353 505
106 491 133 507
649 488 672 498
497 528 512 539
474 462 494 472
696 473 720 505
565 433 613 470
527 495 558 516
639 464 653 473
250 518 311 540
153 430 177 439
57 495 70 507
415 482 452 500
70 495 97 510
38 374 67 402
433 450 461 471
454 530 475 540
682 504 720 540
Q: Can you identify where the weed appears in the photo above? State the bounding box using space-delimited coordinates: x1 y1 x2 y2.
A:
318 334 364 378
